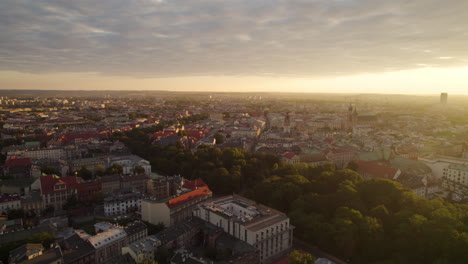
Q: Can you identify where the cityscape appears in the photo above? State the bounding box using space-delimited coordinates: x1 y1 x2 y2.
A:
1 0 468 264
0 92 467 264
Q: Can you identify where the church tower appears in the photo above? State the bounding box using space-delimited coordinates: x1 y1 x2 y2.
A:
283 112 291 135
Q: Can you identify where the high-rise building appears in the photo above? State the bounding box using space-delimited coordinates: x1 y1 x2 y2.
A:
440 93 448 104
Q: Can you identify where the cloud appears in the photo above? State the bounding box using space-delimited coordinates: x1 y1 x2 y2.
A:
0 0 467 78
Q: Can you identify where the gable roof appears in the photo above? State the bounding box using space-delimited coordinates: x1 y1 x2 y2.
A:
4 157 31 167
357 160 399 179
167 186 212 209
40 175 78 194
182 178 207 190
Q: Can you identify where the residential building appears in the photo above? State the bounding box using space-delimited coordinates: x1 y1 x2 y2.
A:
76 180 102 204
141 186 212 226
124 221 148 244
146 176 182 200
121 235 161 263
194 195 293 264
103 191 143 216
8 243 44 264
9 245 63 264
100 175 121 196
0 194 21 214
86 226 128 264
39 175 78 210
3 157 32 179
21 190 44 216
120 174 148 193
109 155 151 176
59 233 96 264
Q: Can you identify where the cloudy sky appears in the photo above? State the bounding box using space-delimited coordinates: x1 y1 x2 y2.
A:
1 0 467 93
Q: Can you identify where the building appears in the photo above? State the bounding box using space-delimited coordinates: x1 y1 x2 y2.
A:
442 164 468 190
120 174 148 193
0 194 21 214
39 175 78 210
103 191 143 216
3 157 32 179
9 245 64 264
76 180 102 204
419 155 468 180
124 221 148 244
356 160 402 180
99 175 121 196
146 176 182 200
8 243 44 264
59 233 96 264
440 92 448 104
86 226 128 264
324 148 357 169
121 235 161 263
21 190 44 216
194 195 293 264
141 186 212 227
109 155 151 176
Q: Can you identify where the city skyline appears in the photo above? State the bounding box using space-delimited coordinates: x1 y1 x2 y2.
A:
1 0 468 94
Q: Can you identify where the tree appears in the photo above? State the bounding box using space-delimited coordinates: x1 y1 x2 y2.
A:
29 232 55 249
214 133 225 144
41 165 59 175
134 165 146 175
77 166 92 180
288 250 316 264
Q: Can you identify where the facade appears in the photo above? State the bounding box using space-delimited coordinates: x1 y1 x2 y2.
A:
76 180 102 204
3 157 32 179
146 176 182 200
194 195 293 264
103 191 143 216
325 148 357 169
419 155 468 180
120 174 148 193
100 175 121 196
21 190 44 216
39 175 78 210
121 235 161 263
19 148 65 161
109 155 151 176
0 194 21 214
141 186 212 226
70 157 106 175
442 164 468 189
124 221 148 244
86 226 128 264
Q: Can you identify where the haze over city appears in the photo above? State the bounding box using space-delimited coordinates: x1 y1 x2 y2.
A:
1 0 468 94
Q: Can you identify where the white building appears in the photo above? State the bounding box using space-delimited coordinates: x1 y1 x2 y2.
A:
194 195 293 264
122 235 161 263
109 155 151 175
419 154 468 180
103 191 143 216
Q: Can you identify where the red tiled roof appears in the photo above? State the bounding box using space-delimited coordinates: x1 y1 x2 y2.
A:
167 186 211 209
4 157 31 167
182 178 207 190
357 160 399 179
282 152 295 159
40 175 78 194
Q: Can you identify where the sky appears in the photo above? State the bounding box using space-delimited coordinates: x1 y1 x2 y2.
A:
1 0 467 94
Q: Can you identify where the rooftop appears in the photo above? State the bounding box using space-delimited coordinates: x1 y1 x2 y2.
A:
87 227 127 249
167 186 212 209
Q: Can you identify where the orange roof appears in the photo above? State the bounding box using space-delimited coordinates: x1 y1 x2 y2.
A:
166 186 212 208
